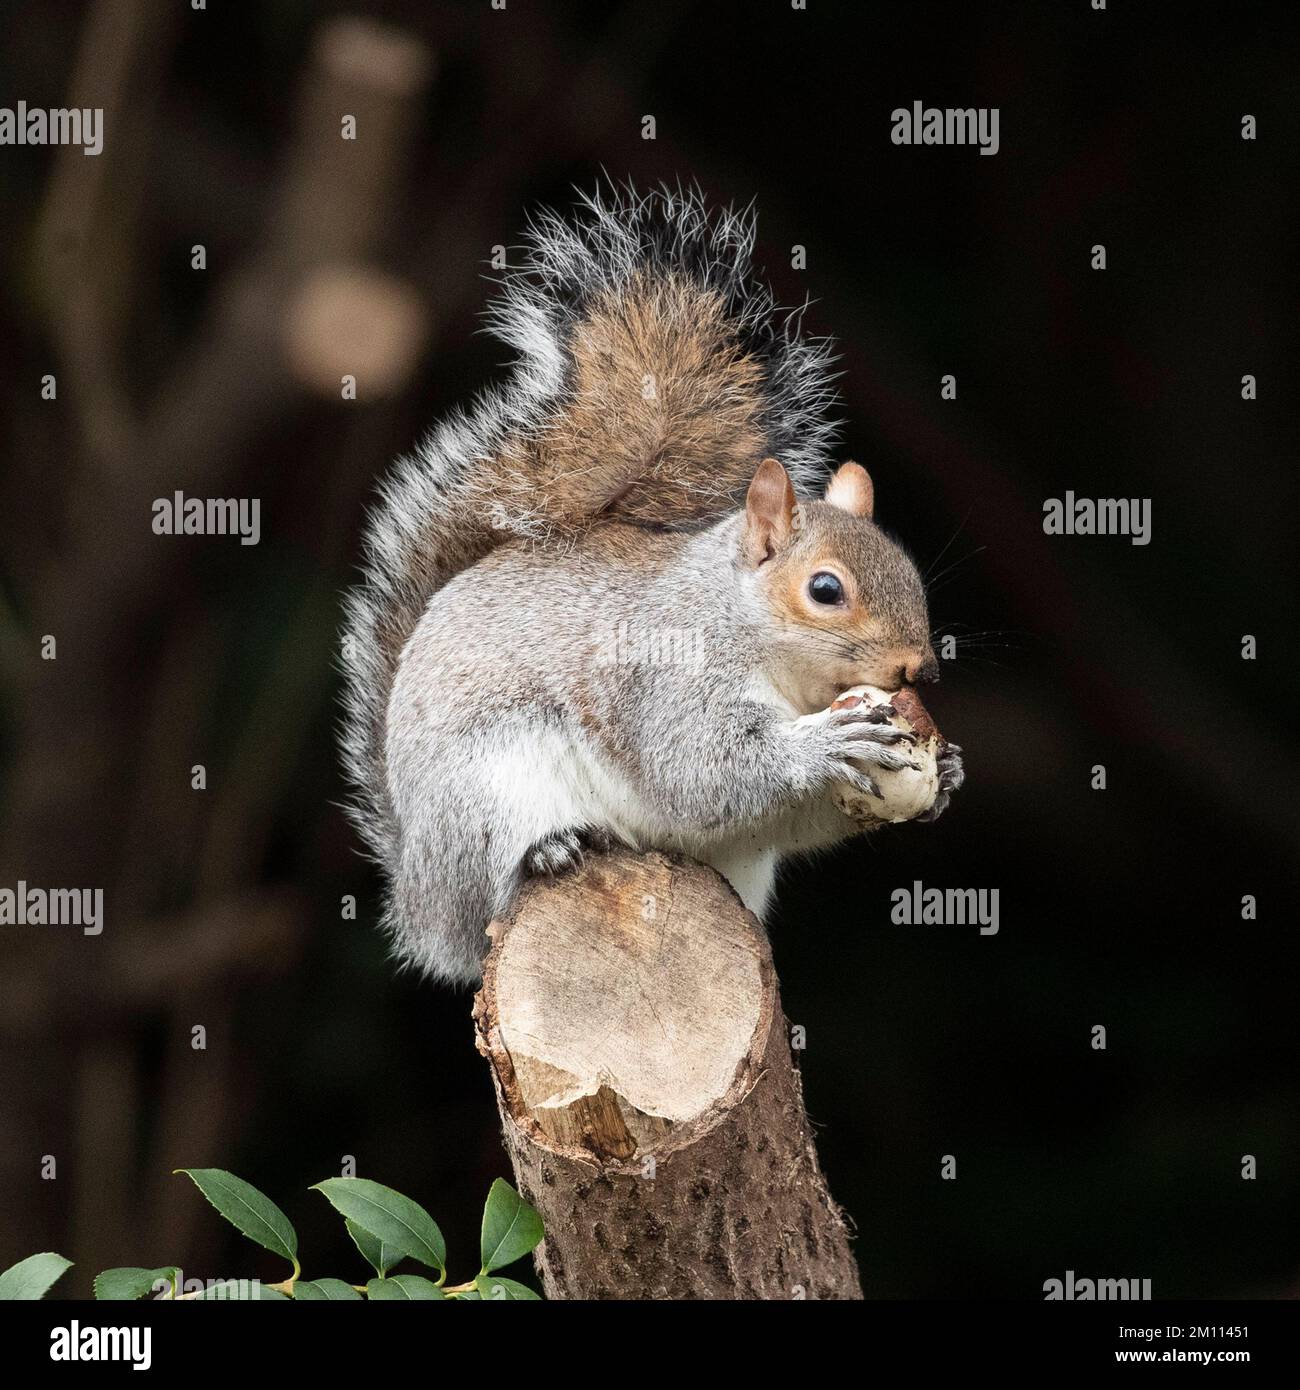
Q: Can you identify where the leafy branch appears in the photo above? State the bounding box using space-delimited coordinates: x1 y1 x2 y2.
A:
0 1171 543 1301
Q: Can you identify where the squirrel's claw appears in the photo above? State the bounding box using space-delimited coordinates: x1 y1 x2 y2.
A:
821 706 920 773
916 745 965 821
523 825 619 878
937 744 965 793
837 767 883 799
523 828 585 877
824 707 916 744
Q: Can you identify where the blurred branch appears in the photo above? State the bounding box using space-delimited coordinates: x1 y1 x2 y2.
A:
33 0 176 467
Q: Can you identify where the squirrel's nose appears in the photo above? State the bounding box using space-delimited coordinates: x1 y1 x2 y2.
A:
903 651 940 685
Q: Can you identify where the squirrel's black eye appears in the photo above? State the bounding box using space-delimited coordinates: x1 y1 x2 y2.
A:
808 571 844 606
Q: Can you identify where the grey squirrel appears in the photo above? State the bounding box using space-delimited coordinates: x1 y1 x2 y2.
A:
341 184 963 985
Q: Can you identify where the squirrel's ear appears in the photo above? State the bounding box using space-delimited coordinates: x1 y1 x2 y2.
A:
742 458 798 566
824 461 874 518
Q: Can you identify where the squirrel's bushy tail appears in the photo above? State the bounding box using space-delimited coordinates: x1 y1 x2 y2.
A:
341 181 840 860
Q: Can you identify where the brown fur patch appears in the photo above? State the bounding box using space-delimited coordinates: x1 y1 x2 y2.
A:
499 273 769 528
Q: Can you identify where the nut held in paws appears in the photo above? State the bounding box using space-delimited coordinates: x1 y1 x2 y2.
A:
828 685 944 826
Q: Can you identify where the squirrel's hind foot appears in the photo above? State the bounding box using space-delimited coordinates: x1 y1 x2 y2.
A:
523 826 617 878
524 828 584 877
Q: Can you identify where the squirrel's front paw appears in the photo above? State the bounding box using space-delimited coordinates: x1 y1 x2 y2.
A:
795 694 957 826
818 705 923 787
915 742 964 823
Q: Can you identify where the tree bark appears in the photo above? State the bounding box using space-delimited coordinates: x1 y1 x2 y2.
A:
472 849 863 1300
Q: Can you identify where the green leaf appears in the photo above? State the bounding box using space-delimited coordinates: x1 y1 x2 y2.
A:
346 1219 402 1277
311 1179 445 1273
474 1274 541 1301
294 1278 363 1301
480 1179 543 1272
94 1267 178 1301
365 1275 444 1301
0 1253 72 1300
194 1279 289 1300
176 1169 298 1273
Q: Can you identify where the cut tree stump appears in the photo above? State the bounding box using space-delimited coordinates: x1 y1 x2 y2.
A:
472 849 863 1300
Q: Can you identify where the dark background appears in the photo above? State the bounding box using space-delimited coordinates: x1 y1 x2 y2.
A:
0 0 1296 1299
